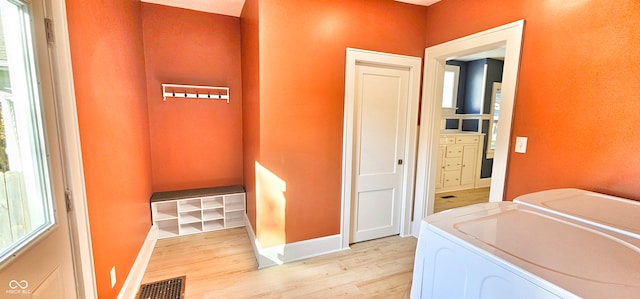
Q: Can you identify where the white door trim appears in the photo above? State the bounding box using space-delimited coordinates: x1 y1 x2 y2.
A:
341 48 421 249
413 20 525 236
48 0 97 297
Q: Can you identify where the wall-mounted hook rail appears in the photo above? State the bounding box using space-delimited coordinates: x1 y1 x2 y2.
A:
162 84 230 103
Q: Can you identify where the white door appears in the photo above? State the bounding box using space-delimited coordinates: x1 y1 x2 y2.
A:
0 0 76 298
350 64 409 243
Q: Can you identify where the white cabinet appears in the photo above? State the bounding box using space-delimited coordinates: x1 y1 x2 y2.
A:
435 145 446 189
435 133 483 192
151 186 246 239
460 145 478 185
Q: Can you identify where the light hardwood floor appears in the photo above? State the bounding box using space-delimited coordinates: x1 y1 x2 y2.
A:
140 228 417 298
434 187 490 213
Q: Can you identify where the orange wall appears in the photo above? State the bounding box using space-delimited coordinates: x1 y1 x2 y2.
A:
240 0 260 233
65 1 153 297
425 0 640 201
142 4 243 192
242 0 428 244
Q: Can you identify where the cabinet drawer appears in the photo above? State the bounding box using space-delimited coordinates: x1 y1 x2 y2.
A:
445 145 463 158
440 136 456 145
443 171 461 187
456 135 480 144
444 157 462 171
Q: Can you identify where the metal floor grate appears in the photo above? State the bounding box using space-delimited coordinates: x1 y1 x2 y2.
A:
137 276 185 299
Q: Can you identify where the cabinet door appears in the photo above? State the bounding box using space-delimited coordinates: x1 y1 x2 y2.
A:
435 146 445 189
461 145 478 185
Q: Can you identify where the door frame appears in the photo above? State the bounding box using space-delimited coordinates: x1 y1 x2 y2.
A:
340 48 421 249
412 20 525 236
47 0 97 297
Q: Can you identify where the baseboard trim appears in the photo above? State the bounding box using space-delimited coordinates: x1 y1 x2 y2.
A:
243 215 346 269
477 178 492 188
118 225 157 299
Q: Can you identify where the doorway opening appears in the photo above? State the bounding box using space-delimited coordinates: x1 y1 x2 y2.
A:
434 52 505 213
413 20 525 235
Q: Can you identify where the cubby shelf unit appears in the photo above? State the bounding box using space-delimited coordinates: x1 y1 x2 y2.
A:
162 83 230 103
150 186 246 239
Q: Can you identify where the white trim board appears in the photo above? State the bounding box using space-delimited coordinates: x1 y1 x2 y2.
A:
49 0 97 297
413 20 525 236
118 226 157 299
341 48 422 248
243 215 345 269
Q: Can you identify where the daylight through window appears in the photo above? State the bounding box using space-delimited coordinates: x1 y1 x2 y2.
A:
0 0 55 264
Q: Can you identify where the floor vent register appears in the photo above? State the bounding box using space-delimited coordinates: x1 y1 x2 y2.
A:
137 276 185 299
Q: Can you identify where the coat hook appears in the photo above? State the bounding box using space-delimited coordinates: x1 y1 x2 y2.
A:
162 84 229 102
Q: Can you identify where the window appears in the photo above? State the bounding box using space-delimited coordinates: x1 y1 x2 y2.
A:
487 82 501 158
0 0 55 263
441 64 460 115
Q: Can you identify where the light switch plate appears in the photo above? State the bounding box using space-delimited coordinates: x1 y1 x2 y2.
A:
515 136 528 153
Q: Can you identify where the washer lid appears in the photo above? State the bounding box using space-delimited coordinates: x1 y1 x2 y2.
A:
426 202 640 298
514 188 640 239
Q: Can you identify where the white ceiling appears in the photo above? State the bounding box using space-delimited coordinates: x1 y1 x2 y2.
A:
140 0 441 17
453 47 506 62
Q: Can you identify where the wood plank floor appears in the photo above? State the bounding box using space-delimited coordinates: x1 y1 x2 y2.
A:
140 228 417 298
434 187 490 213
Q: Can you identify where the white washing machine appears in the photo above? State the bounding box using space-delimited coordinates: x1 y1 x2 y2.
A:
514 188 640 240
410 189 640 298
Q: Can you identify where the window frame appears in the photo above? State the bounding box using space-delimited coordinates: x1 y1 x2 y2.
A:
441 64 460 116
486 82 502 159
0 0 57 265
